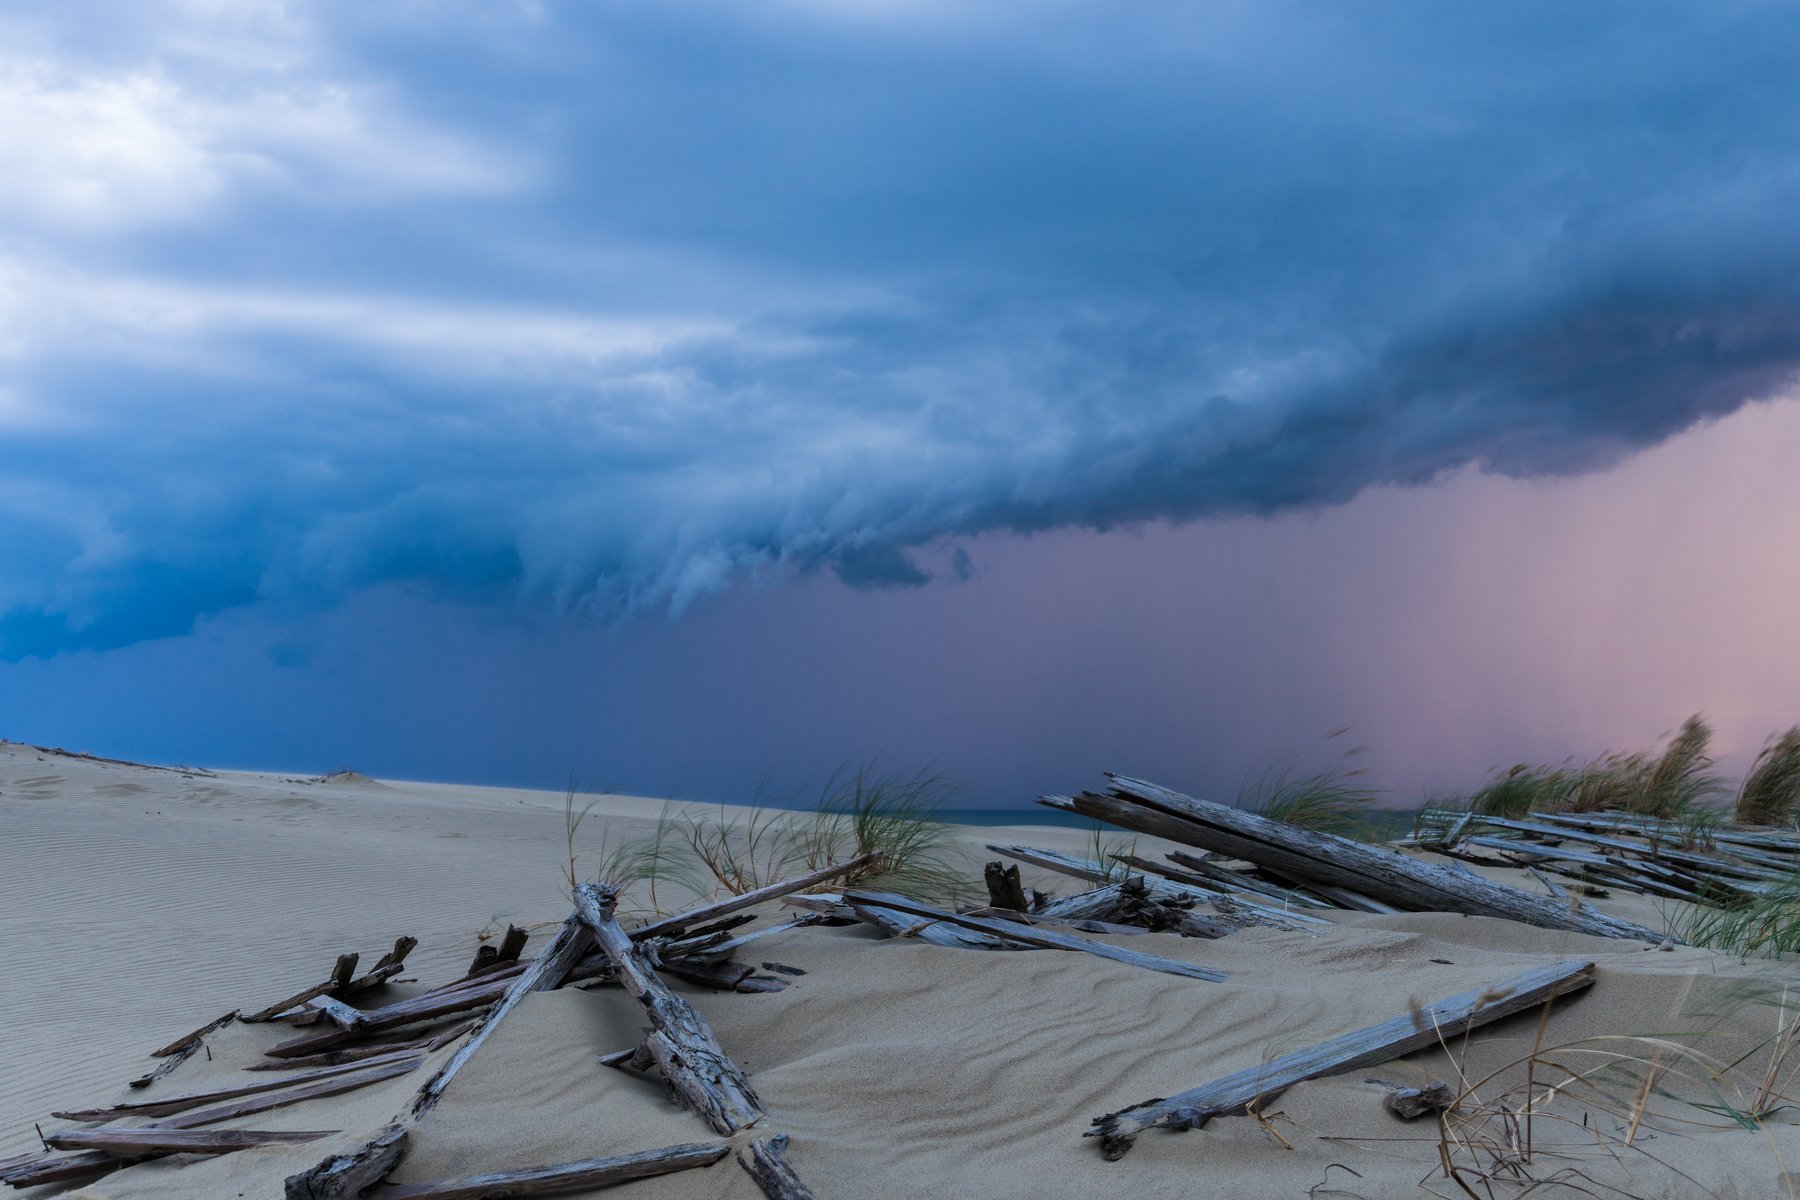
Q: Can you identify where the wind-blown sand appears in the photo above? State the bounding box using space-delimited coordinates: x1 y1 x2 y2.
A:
3 741 1797 1198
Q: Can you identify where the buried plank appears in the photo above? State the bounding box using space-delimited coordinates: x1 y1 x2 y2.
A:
56 1049 425 1121
45 1127 337 1154
128 1009 238 1089
1088 958 1596 1159
574 884 764 1134
286 1123 408 1200
843 892 1227 982
270 975 514 1057
1048 777 1666 942
344 937 419 994
378 1141 730 1200
736 1133 817 1200
410 914 594 1118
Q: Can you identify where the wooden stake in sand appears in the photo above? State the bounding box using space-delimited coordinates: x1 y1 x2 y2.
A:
285 1123 409 1200
843 891 1228 982
1048 776 1666 942
736 1133 818 1200
374 1142 729 1199
1088 958 1597 1159
128 1009 238 1089
574 883 764 1134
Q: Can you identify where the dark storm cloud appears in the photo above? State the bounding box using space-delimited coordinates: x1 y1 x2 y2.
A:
3 0 1800 656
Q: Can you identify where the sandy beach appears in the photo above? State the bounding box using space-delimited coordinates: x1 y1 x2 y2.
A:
3 741 1798 1199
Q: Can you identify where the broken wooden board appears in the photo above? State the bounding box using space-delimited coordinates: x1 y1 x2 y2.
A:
56 1050 426 1121
1089 958 1596 1158
843 892 1227 981
45 1127 337 1154
376 1141 729 1199
285 1123 408 1200
630 851 883 942
736 1132 817 1200
129 1009 238 1088
574 884 764 1134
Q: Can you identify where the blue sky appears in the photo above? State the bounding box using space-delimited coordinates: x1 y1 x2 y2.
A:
4 2 1800 805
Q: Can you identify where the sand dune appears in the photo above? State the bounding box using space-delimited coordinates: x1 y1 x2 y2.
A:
3 742 1797 1198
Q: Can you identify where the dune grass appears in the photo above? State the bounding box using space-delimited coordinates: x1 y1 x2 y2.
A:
1240 734 1381 838
1466 714 1729 824
564 763 970 911
1681 874 1800 958
1736 726 1800 826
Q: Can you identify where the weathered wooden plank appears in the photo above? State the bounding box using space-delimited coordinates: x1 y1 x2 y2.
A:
247 1021 476 1071
736 1133 816 1200
376 1141 730 1199
844 892 1227 981
286 1124 408 1200
307 994 373 1032
1158 850 1336 910
344 937 419 994
269 975 514 1058
56 1050 425 1121
409 914 594 1118
128 1009 238 1089
574 884 764 1134
1051 778 1666 942
45 1127 337 1154
1089 958 1596 1158
246 979 342 1024
4 1058 420 1189
990 843 1324 932
630 851 883 942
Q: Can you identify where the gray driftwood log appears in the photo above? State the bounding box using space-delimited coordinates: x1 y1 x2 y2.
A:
1046 776 1666 941
376 1141 729 1199
630 850 883 941
285 1123 409 1200
573 883 764 1134
843 891 1227 981
736 1132 817 1199
1089 958 1596 1158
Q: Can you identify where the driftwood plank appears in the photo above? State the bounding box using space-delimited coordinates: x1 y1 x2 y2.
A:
45 1127 337 1153
129 1010 238 1088
1089 958 1597 1158
410 913 594 1118
1048 778 1666 942
4 1059 420 1189
344 937 419 994
286 1123 408 1200
376 1141 730 1199
56 1050 426 1121
247 1021 476 1071
844 892 1227 981
736 1133 817 1200
631 851 883 941
574 884 764 1134
269 975 514 1057
984 861 1028 911
247 980 342 1024
992 843 1325 932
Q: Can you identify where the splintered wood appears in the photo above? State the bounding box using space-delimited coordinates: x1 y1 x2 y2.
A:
573 883 765 1134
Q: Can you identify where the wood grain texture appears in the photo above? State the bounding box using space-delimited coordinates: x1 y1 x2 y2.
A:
574 884 764 1135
